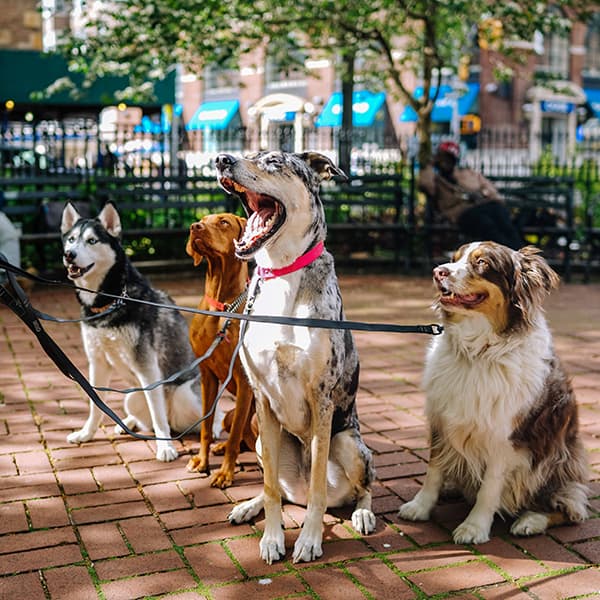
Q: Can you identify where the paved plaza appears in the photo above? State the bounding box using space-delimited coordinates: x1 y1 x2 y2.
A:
0 271 599 599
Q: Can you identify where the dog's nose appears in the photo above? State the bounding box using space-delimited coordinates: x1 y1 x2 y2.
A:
433 266 450 282
190 221 204 232
64 250 76 264
215 153 236 170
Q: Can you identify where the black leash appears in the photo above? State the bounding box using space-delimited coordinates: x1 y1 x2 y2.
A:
0 255 239 441
0 255 443 442
94 288 248 395
0 257 444 336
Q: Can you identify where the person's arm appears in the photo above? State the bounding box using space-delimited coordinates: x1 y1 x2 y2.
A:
418 164 437 197
476 172 503 203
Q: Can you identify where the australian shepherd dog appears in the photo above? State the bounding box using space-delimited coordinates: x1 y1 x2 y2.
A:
399 241 588 544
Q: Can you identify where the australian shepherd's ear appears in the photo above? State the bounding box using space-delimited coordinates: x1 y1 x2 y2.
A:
512 246 560 330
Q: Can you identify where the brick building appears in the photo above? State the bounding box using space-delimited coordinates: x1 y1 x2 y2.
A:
476 11 600 158
1 2 599 166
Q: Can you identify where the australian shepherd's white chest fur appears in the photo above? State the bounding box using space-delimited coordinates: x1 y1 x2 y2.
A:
399 241 588 544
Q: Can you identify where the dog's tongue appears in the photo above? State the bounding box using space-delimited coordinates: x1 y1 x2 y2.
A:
443 292 481 305
67 265 84 279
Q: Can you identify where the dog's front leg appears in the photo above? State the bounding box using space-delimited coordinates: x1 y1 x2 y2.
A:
398 446 444 522
292 404 333 563
145 388 178 462
256 394 285 564
67 352 110 444
137 361 178 462
211 381 254 489
187 369 218 475
453 453 507 544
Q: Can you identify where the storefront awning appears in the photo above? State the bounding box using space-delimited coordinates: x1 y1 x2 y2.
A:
133 104 183 134
186 99 240 131
399 83 479 123
584 88 600 118
315 90 386 128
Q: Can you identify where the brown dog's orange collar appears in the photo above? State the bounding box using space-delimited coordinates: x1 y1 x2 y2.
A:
89 302 115 314
204 295 226 311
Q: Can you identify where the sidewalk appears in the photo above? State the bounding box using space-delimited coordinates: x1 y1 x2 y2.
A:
0 273 599 600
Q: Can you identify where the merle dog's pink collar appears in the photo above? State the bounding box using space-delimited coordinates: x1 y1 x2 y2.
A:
257 241 325 280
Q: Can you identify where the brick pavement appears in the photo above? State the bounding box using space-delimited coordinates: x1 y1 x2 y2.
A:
0 272 599 600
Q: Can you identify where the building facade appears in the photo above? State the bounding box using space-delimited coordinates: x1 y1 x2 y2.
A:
477 10 600 159
1 2 599 171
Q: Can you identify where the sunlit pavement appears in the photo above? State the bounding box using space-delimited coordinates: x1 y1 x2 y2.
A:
1 272 599 599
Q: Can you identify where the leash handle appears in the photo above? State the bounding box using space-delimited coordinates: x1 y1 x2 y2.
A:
0 254 245 442
0 259 211 441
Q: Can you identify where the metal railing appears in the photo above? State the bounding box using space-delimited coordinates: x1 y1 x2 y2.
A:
1 123 599 278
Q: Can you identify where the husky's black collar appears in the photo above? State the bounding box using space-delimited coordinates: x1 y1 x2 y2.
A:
88 289 127 315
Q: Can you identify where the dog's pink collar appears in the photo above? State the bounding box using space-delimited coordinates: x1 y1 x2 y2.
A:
257 241 325 280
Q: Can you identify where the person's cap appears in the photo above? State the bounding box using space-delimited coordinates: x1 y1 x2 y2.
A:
437 141 460 159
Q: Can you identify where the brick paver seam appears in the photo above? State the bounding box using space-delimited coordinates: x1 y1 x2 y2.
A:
468 541 598 600
1 312 179 598
2 279 600 599
16 353 107 598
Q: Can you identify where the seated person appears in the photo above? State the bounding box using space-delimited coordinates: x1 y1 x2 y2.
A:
418 141 523 250
0 192 21 284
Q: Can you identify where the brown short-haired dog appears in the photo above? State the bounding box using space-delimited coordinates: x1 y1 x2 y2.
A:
186 213 256 488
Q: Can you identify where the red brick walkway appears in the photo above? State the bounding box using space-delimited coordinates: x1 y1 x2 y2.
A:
0 273 599 599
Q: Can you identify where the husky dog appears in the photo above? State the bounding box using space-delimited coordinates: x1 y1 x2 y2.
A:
216 151 376 564
60 202 207 461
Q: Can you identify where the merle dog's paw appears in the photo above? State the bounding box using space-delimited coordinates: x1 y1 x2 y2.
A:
352 508 376 534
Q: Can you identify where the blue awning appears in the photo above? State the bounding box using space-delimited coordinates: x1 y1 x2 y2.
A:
186 99 240 131
133 104 183 134
315 90 386 128
134 115 162 134
400 83 480 123
584 88 600 118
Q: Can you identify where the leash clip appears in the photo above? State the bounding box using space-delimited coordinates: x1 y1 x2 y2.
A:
430 323 444 335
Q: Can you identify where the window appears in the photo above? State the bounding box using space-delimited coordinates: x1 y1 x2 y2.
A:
584 12 600 78
536 31 569 79
204 66 239 95
535 6 570 80
265 35 307 89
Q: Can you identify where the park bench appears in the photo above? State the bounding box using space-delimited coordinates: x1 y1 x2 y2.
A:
422 175 576 280
1 175 88 222
0 174 91 270
583 191 600 283
2 172 412 273
321 173 412 269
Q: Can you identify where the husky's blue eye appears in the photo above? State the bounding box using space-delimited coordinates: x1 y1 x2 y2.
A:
88 238 97 245
68 236 75 243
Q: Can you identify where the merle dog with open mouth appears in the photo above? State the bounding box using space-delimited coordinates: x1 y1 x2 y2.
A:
216 151 376 564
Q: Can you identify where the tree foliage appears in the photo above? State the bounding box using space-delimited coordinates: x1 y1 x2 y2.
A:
50 0 594 164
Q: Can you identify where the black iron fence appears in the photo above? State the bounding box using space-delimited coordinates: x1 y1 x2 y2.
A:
2 116 599 176
1 122 599 280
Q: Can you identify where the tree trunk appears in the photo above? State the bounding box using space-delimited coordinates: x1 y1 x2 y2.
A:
417 112 433 167
338 52 354 176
